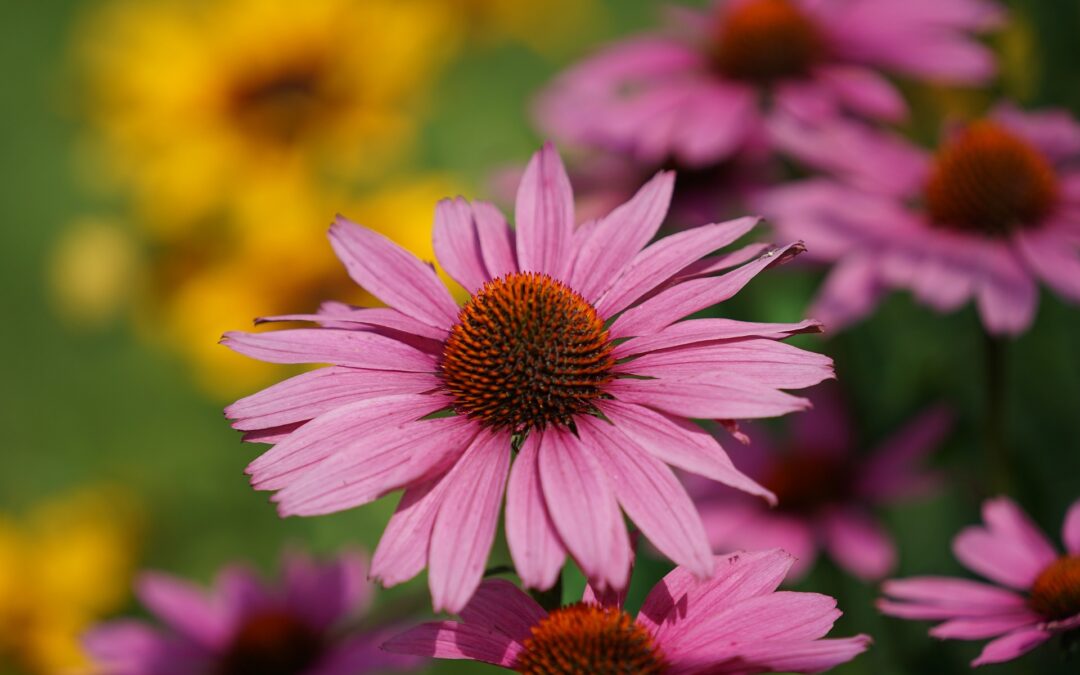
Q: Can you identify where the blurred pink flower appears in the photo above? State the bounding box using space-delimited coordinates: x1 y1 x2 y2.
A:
384 549 870 673
84 550 420 675
688 385 951 581
222 143 832 612
879 497 1080 667
761 105 1080 335
536 0 1002 169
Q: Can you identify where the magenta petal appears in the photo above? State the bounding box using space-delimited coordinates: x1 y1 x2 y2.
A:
568 171 674 302
606 376 812 421
381 621 522 667
930 614 1040 640
596 399 775 503
222 329 437 372
259 305 449 342
610 242 803 338
135 573 226 648
283 550 367 633
434 197 491 293
614 318 822 359
879 576 1030 619
515 142 574 279
329 217 458 329
471 201 518 279
537 428 629 591
459 579 547 645
820 507 897 580
1063 498 1080 555
429 431 511 613
596 217 759 318
817 64 907 122
1017 227 1080 303
83 620 207 675
370 477 449 588
953 497 1058 589
973 249 1038 336
719 635 872 673
971 626 1052 667
505 434 567 590
227 367 439 432
577 416 713 578
994 102 1080 162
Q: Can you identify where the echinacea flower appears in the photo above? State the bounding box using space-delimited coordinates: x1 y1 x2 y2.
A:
384 549 871 673
536 0 1002 171
687 385 951 581
224 143 833 612
761 105 1080 335
84 550 419 675
0 487 139 674
879 497 1080 667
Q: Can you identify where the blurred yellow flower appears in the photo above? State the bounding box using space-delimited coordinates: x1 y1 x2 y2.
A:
0 488 140 674
136 175 466 398
47 218 142 329
77 0 456 235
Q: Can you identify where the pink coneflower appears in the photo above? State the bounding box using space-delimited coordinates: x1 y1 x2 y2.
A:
385 549 870 673
688 385 951 581
760 105 1080 335
84 550 420 675
536 0 1002 170
879 497 1080 667
223 143 832 612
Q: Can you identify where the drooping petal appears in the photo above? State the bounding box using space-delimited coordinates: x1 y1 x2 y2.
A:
458 579 548 645
817 64 907 122
614 319 823 359
329 217 459 329
221 329 437 372
83 620 208 675
381 621 522 667
434 197 491 293
1063 498 1080 555
370 477 449 588
857 404 952 503
707 636 872 674
953 497 1058 589
472 200 518 279
135 573 226 648
429 431 512 613
505 434 567 590
971 627 1052 667
930 614 1041 640
820 507 897 580
577 416 713 578
606 376 812 421
258 305 448 342
283 550 368 633
1016 226 1080 303
878 576 1030 619
515 142 574 278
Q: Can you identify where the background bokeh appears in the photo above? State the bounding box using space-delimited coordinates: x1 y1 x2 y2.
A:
2 0 1079 673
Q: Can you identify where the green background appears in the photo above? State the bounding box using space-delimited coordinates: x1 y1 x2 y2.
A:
2 0 1079 673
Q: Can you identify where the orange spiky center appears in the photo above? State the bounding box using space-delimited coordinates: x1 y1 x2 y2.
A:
764 452 853 514
441 272 614 433
711 0 825 83
1029 555 1080 622
216 609 324 675
925 121 1059 237
515 603 667 674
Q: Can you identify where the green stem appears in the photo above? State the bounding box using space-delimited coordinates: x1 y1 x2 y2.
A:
983 330 1010 494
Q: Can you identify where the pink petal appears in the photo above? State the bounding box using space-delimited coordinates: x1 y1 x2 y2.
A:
639 549 795 639
515 142 574 279
459 579 547 645
433 197 491 293
857 404 952 502
609 242 804 338
271 417 479 517
505 434 566 590
429 431 512 613
246 393 451 490
283 550 368 633
953 497 1058 589
221 329 437 372
614 319 822 359
568 171 674 302
370 477 450 588
596 399 774 503
669 83 757 166
537 428 629 591
930 614 1040 640
1017 226 1080 303
718 635 871 673
606 376 812 420
973 248 1038 336
820 507 897 580
810 254 888 333
595 217 760 318
259 305 449 342
993 103 1080 163
83 620 207 675
817 64 907 122
472 200 518 278
971 626 1052 666
226 367 439 432
577 416 713 578
329 217 458 329
1063 498 1080 555
381 621 522 667
879 576 1030 619
696 503 819 582
135 573 226 648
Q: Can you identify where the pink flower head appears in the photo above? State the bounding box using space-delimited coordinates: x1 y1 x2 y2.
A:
760 105 1080 335
223 143 833 612
83 550 420 675
879 497 1080 667
384 549 871 673
536 0 1002 170
689 384 951 581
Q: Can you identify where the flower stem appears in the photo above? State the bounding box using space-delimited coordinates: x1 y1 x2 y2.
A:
983 330 1010 493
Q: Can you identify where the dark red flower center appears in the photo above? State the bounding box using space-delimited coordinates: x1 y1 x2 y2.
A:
515 603 667 674
711 0 825 83
764 452 853 514
1029 555 1080 621
924 121 1059 237
216 609 324 675
441 273 614 433
227 58 335 145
